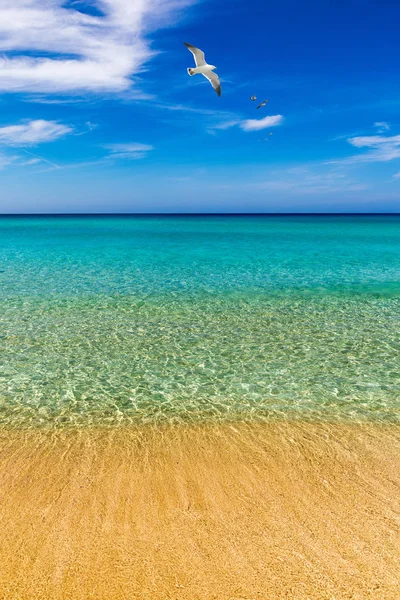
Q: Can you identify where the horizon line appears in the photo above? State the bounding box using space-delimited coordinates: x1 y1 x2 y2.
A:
1 212 400 217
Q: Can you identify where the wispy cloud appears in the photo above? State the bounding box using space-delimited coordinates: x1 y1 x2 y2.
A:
247 167 367 195
393 171 400 180
206 119 241 135
332 122 392 143
374 121 390 132
240 115 284 132
74 121 99 137
85 121 97 132
326 133 400 166
20 148 61 168
0 153 18 170
0 120 72 146
349 134 400 149
208 114 285 134
105 142 154 160
22 158 41 165
0 0 196 95
346 134 400 163
146 102 245 136
151 103 226 117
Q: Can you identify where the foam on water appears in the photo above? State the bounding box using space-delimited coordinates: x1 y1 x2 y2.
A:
1 215 399 428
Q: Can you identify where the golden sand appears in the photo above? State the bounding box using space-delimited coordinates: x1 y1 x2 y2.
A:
0 421 399 599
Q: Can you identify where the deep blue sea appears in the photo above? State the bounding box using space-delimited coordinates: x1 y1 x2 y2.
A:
1 215 399 428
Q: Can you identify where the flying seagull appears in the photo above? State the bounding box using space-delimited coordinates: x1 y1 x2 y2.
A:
250 95 257 101
257 99 269 109
184 42 221 97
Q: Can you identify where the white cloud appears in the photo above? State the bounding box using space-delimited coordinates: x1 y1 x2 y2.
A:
0 120 72 146
240 115 284 132
393 171 400 180
0 0 196 95
105 142 153 159
207 114 284 134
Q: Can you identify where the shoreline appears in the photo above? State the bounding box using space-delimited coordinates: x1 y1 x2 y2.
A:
1 421 399 599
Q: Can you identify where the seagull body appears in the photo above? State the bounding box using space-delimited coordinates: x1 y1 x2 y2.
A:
250 95 257 101
184 42 221 97
257 99 269 109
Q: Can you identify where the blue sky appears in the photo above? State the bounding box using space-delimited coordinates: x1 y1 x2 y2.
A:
1 0 400 213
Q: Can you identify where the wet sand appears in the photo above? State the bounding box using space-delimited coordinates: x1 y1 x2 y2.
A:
0 421 399 599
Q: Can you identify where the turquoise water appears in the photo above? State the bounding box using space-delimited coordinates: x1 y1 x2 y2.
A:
1 215 400 428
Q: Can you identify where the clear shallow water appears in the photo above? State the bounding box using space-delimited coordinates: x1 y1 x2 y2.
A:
0 215 400 428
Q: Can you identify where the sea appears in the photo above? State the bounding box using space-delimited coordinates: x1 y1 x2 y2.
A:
0 214 399 428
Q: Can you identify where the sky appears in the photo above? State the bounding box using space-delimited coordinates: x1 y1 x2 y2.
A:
0 0 400 213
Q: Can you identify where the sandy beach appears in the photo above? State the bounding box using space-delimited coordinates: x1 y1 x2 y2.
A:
0 421 399 599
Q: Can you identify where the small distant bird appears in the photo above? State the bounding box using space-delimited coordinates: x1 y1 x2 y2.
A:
184 42 221 97
250 95 257 101
269 132 273 136
257 99 269 109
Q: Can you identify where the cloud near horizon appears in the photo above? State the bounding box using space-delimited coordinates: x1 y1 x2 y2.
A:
0 0 196 95
0 120 73 146
247 166 367 196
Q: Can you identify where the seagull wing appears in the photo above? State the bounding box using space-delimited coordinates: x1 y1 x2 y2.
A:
202 71 221 97
184 42 206 67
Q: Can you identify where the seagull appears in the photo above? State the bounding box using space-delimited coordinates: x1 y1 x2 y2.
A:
184 42 221 97
250 95 257 101
257 99 269 109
